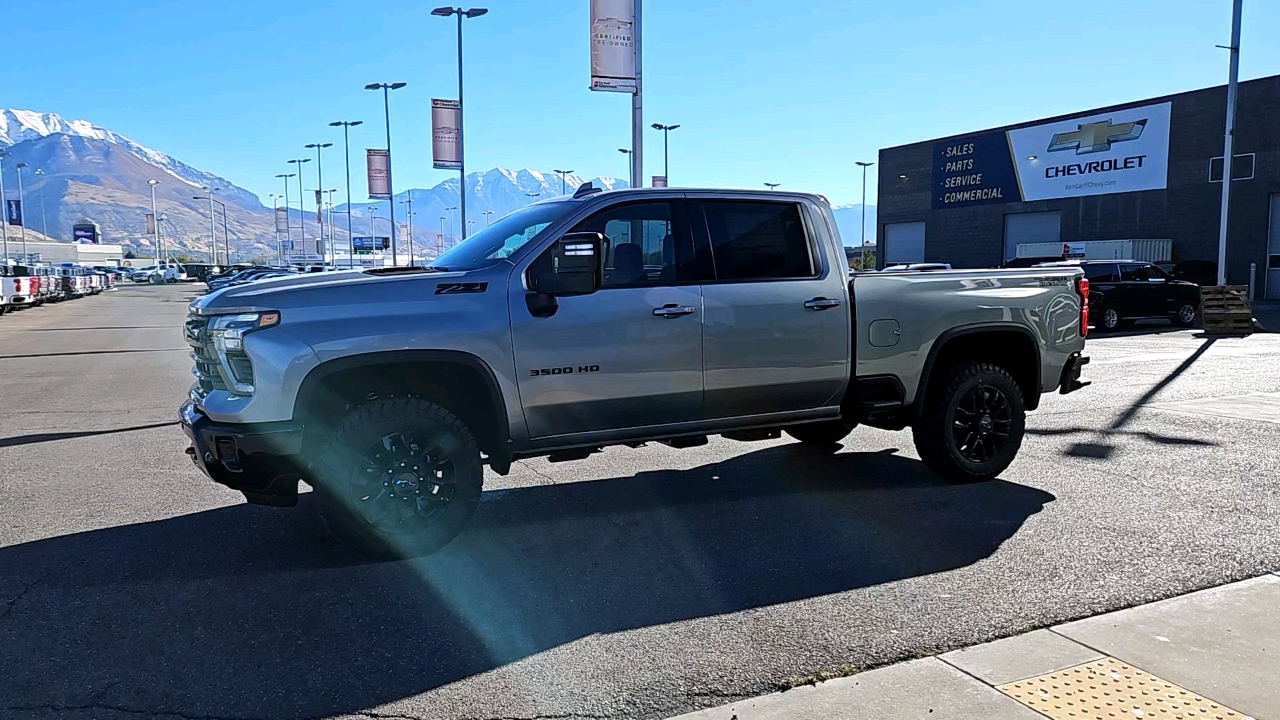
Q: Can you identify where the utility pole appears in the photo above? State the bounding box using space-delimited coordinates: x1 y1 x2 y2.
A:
1215 0 1242 286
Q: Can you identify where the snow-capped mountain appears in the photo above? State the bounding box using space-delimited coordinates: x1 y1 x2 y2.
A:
833 203 877 246
0 109 260 209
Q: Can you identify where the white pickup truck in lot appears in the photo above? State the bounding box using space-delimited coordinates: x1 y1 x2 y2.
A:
181 187 1091 557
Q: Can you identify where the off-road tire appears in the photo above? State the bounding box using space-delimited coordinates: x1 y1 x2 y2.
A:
313 397 483 559
786 420 856 446
913 361 1026 482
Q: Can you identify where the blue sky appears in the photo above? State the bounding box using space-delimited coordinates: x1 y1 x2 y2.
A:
2 0 1277 206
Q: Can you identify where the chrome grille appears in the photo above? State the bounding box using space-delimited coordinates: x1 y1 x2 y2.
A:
184 313 227 392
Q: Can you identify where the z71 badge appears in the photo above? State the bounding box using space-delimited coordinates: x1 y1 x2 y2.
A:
530 365 601 377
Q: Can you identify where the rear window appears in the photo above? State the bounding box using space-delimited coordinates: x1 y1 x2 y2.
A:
1083 263 1118 282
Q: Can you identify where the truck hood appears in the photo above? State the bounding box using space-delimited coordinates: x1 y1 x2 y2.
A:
191 267 468 314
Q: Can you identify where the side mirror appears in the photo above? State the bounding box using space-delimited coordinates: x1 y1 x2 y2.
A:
529 232 605 297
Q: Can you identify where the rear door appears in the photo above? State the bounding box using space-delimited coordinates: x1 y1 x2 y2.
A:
1117 262 1153 317
693 196 849 418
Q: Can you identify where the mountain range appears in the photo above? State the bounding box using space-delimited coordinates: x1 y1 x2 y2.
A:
0 108 875 260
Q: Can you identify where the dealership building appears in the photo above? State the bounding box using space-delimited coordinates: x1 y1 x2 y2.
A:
875 74 1280 298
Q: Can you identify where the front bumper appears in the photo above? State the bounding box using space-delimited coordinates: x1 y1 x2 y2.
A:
1059 353 1091 394
179 401 306 506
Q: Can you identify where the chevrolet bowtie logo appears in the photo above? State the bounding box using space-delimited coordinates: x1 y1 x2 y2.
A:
1048 118 1147 154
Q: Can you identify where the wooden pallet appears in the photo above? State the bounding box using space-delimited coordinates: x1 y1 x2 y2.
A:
1200 285 1253 336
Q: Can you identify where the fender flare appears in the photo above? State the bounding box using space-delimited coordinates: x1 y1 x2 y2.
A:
914 322 1043 418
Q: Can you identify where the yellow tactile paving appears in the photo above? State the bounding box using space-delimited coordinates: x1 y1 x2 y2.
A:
997 657 1254 720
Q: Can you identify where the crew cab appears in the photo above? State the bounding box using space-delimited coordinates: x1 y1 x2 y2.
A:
6 265 41 308
181 187 1090 558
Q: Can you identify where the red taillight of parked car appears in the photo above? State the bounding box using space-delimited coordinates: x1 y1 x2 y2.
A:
1076 276 1089 336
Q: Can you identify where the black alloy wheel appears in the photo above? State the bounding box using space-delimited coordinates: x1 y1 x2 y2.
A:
350 430 460 535
951 383 1013 464
1173 302 1197 327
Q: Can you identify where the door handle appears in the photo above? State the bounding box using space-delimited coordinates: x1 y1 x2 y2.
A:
804 297 841 310
653 304 697 318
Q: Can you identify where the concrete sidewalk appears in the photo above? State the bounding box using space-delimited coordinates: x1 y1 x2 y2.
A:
672 573 1280 720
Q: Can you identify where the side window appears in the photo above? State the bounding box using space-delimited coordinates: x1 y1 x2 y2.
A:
702 201 814 280
1143 264 1168 282
1119 263 1145 282
1084 263 1118 282
570 201 690 288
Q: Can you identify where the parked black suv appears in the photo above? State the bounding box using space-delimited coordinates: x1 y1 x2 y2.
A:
1041 260 1201 331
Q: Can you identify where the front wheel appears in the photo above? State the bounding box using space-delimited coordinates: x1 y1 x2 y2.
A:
913 361 1026 482
1095 306 1121 331
1172 302 1198 327
313 397 483 558
786 420 856 446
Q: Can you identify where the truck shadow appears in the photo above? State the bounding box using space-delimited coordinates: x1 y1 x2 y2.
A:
0 445 1053 719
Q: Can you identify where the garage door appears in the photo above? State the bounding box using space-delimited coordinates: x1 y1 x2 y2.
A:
1004 211 1061 262
884 222 925 265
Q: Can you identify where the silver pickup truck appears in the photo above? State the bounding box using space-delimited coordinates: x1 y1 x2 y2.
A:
180 187 1090 557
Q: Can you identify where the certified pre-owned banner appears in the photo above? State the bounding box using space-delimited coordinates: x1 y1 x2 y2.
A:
366 148 391 199
932 101 1171 209
5 199 22 227
589 0 636 93
1008 101 1171 202
431 99 462 170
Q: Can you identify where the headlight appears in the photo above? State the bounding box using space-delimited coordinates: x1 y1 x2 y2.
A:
207 311 280 394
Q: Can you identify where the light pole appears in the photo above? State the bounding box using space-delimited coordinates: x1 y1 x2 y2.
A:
482 209 494 226
369 205 380 261
220 202 230 266
432 6 487 240
553 169 574 195
439 215 446 252
650 123 680 183
764 182 780 190
304 142 332 265
445 205 458 245
365 81 407 263
330 120 364 269
276 173 295 265
33 168 49 239
855 160 874 263
401 194 415 266
467 220 475 236
194 194 227 265
324 188 338 267
287 159 310 258
148 179 160 263
201 185 221 264
0 149 9 263
524 191 540 206
269 193 281 263
15 162 28 256
1216 0 1242 286
618 148 633 184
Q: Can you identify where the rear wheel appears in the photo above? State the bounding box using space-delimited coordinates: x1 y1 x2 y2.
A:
313 397 483 558
913 361 1026 482
786 420 856 446
1172 302 1197 327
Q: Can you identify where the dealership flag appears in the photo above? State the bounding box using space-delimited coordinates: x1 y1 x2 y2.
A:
274 207 289 233
145 213 156 235
432 99 462 170
590 0 636 93
5 199 22 227
366 148 391 199
314 189 323 224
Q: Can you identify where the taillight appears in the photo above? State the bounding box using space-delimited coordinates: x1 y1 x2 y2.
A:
1076 276 1089 336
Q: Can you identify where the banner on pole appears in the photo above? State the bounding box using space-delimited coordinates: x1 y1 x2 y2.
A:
431 99 462 170
145 213 156 235
274 207 289 233
314 190 323 223
590 0 636 93
5 199 22 227
366 148 391 198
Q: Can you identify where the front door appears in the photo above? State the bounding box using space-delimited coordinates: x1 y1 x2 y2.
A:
692 197 850 418
510 198 704 439
1118 262 1157 317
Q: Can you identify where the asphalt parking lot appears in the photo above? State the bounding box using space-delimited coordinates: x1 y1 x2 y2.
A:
2 284 1279 720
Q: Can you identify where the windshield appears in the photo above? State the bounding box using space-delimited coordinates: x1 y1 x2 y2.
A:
430 202 574 272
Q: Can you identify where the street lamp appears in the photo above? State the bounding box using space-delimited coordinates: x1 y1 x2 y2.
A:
14 162 28 256
445 205 458 245
764 182 780 190
482 209 494 226
194 194 227 266
275 173 296 265
524 191 541 206
147 179 160 263
0 149 9 262
304 142 333 265
287 159 310 255
618 148 633 184
650 123 680 183
200 185 221 264
439 215 447 252
330 120 364 268
400 193 416 266
855 160 874 262
553 169 574 195
365 81 407 263
33 168 49 239
432 6 487 241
